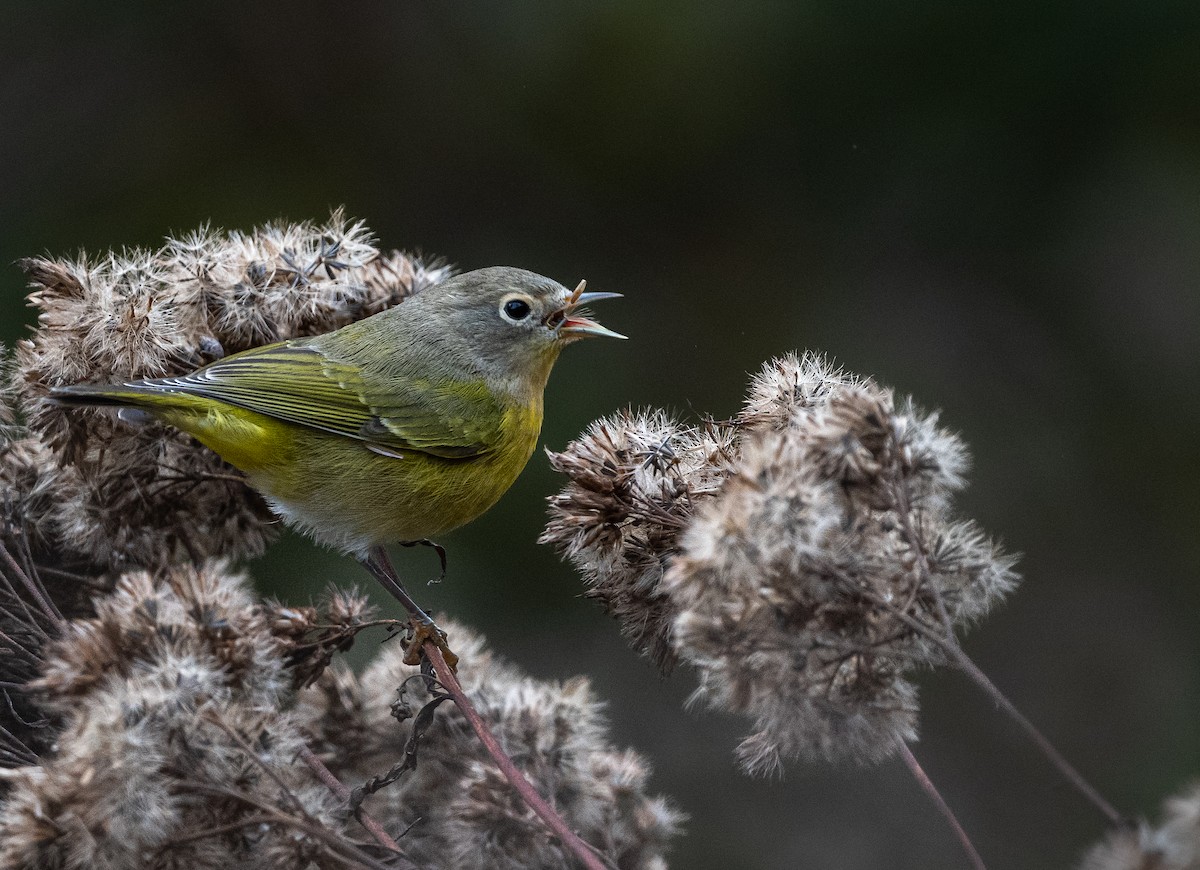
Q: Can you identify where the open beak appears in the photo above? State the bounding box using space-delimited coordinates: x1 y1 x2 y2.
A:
555 280 627 341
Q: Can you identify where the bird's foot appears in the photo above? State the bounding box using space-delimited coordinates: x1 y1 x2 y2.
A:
362 545 457 669
400 538 447 583
404 614 459 672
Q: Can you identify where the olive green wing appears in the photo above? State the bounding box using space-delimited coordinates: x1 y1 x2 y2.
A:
140 342 502 459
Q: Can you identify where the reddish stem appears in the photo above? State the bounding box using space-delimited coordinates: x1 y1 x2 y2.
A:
423 640 609 870
896 739 987 870
889 471 1124 828
947 648 1125 827
298 745 419 869
0 540 64 626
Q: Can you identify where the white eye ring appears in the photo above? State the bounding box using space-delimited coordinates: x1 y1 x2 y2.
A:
499 294 534 323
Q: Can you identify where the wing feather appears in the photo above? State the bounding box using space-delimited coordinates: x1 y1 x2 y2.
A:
138 341 500 459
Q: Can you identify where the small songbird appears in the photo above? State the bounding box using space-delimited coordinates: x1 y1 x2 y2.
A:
50 266 624 664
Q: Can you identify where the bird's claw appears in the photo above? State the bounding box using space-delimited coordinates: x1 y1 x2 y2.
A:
400 538 448 583
403 615 459 672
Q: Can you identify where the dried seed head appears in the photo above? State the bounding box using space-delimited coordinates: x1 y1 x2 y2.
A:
160 211 448 349
0 347 17 430
575 748 683 870
35 561 285 707
545 353 1019 774
0 561 343 869
47 426 278 574
742 353 968 513
666 427 923 772
888 396 971 512
541 409 736 668
297 622 682 869
666 357 1017 773
0 434 64 566
738 350 863 432
265 585 377 688
1079 782 1200 870
0 686 183 870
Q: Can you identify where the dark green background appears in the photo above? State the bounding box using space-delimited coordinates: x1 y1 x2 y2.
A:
3 3 1198 868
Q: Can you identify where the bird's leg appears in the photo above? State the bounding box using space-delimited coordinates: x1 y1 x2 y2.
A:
361 545 429 618
399 538 448 583
360 545 459 671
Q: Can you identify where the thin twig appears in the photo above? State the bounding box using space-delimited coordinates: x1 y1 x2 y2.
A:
0 723 39 766
27 564 106 587
204 713 420 868
298 745 418 869
160 815 277 848
0 566 51 641
0 539 63 626
422 640 612 870
844 568 1124 826
895 738 987 870
0 626 43 666
946 648 1124 826
885 469 1125 827
183 780 395 870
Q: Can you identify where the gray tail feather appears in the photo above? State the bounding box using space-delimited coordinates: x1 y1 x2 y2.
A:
47 383 156 408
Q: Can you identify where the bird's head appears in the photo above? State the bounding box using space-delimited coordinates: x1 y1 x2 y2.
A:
427 266 625 393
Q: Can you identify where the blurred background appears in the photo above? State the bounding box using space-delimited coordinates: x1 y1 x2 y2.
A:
2 2 1198 867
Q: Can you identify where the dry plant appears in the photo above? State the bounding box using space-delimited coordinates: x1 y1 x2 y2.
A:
298 625 680 870
1079 783 1200 870
0 214 678 870
543 354 1014 772
543 351 1197 867
1 212 1193 869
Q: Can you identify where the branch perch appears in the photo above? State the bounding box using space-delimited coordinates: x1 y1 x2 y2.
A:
421 639 610 870
299 745 420 870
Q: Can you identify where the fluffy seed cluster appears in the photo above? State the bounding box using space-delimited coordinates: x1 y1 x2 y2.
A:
542 410 736 668
11 211 452 573
1079 782 1200 870
264 585 379 689
0 558 680 869
298 623 684 870
0 562 347 870
0 378 77 768
544 352 1019 773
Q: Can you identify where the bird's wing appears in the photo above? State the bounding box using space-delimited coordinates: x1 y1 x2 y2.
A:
141 342 502 459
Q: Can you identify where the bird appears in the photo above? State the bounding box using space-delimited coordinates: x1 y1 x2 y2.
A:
49 266 624 666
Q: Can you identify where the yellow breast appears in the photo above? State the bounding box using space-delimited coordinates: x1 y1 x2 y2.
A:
159 396 544 556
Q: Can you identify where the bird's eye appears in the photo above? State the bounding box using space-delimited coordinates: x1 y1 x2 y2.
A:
502 298 532 321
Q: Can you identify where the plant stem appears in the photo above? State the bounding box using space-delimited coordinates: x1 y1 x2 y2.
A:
298 745 417 868
946 647 1124 826
896 739 987 870
422 640 610 870
0 540 62 630
888 469 1123 827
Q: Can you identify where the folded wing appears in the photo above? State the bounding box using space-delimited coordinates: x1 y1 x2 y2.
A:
138 341 501 460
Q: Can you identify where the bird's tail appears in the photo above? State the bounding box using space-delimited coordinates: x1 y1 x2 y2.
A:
48 382 166 409
47 383 211 426
49 382 270 468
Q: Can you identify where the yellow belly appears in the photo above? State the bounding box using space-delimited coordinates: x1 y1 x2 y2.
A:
159 401 541 555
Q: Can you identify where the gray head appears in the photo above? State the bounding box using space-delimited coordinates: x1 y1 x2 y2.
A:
418 266 624 388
